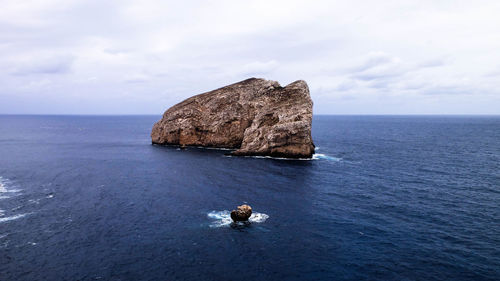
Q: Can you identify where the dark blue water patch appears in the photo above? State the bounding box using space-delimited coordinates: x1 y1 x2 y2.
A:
0 115 499 280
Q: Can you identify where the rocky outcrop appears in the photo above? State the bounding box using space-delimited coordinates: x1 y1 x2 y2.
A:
230 205 252 222
151 78 315 158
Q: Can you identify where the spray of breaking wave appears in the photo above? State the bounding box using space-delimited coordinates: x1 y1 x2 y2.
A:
207 210 269 228
312 153 341 161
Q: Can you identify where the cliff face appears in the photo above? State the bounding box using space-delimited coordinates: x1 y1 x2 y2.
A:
151 78 315 158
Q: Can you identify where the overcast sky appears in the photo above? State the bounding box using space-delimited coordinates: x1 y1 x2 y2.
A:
1 0 499 115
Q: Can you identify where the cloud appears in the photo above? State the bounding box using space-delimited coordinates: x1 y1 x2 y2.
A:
335 80 357 92
421 85 473 96
238 60 279 77
351 52 395 72
484 68 500 77
11 55 74 75
418 58 447 68
123 73 151 83
349 52 407 82
0 0 499 114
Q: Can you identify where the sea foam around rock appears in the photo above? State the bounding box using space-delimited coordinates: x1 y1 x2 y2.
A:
207 210 269 228
223 153 341 161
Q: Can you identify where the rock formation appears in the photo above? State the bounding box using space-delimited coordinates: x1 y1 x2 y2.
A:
230 204 253 222
151 78 315 158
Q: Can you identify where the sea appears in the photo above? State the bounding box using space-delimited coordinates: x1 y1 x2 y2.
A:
0 115 499 281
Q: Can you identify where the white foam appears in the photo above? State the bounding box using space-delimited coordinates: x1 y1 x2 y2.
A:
312 153 342 161
249 212 270 223
207 210 233 227
0 177 21 194
0 213 28 223
225 153 341 161
244 155 314 161
207 210 269 228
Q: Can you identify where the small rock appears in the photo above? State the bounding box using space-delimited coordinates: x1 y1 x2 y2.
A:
230 204 252 222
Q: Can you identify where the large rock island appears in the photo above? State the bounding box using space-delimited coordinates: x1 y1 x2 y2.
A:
151 78 315 158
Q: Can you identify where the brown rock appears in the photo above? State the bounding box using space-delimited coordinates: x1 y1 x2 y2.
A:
151 78 315 158
230 204 252 222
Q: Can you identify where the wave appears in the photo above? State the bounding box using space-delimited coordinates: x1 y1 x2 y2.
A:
207 210 269 228
216 144 340 161
0 177 6 193
225 153 341 161
0 177 31 225
312 153 342 161
0 213 28 223
0 177 21 198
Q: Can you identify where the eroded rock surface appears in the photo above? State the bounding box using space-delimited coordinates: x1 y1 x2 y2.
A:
230 205 252 222
151 78 315 158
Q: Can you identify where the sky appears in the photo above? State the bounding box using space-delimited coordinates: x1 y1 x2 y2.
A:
1 0 499 115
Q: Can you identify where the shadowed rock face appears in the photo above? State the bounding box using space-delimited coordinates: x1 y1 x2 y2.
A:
151 78 315 158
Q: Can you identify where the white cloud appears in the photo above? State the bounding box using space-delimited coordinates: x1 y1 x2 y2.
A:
238 60 279 77
10 55 74 75
123 73 151 84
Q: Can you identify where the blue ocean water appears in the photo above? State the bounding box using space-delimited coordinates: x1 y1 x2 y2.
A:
0 115 499 280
